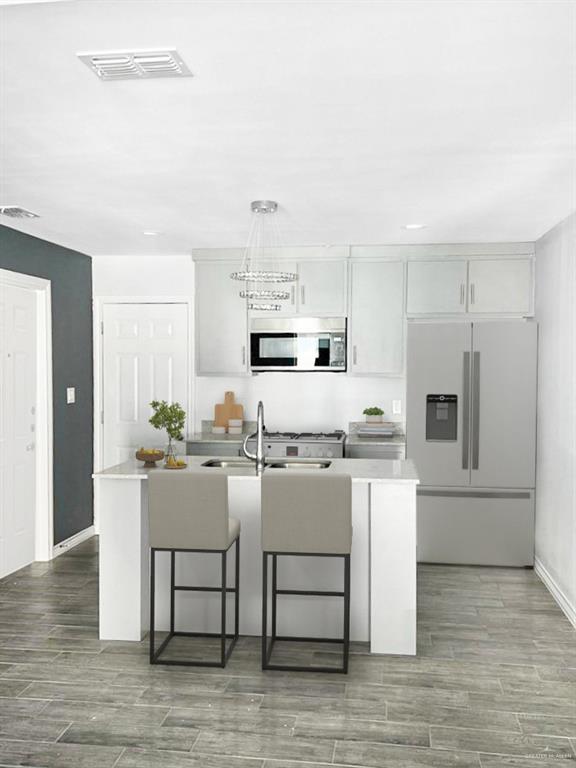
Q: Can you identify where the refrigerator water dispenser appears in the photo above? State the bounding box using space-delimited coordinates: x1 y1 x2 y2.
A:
426 395 457 441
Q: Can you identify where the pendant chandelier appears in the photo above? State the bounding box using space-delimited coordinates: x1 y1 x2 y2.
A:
230 200 298 311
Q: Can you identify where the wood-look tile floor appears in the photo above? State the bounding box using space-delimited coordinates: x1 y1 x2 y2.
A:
0 537 575 767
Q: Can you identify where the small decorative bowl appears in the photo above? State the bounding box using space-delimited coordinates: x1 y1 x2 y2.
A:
135 449 164 468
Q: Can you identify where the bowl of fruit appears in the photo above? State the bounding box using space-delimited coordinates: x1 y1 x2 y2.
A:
135 448 164 468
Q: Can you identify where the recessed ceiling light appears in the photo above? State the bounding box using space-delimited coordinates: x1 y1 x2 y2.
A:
78 49 192 81
0 205 39 219
403 223 426 230
143 231 162 236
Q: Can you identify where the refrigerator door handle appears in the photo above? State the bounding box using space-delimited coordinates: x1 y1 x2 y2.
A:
471 351 480 469
462 351 470 470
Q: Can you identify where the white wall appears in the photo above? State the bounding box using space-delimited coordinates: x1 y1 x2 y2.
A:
93 255 195 297
92 255 404 432
534 212 576 623
195 374 404 433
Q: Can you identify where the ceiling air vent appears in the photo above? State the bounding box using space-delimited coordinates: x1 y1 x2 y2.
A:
77 49 192 81
0 206 39 219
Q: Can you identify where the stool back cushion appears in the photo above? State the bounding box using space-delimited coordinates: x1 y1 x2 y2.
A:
261 473 352 554
148 472 229 550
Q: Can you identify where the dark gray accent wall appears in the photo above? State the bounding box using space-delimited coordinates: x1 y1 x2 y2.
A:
0 225 93 543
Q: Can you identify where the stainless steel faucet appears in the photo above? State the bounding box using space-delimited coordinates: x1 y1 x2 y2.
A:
242 400 266 473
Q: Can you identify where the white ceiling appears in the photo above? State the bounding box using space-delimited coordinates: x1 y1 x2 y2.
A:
1 0 575 256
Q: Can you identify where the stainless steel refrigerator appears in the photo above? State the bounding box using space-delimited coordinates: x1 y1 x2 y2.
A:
406 321 537 566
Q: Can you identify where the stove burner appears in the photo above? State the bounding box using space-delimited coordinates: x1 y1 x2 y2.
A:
263 430 345 442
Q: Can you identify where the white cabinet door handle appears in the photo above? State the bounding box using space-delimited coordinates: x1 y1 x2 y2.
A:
300 285 305 304
291 286 295 305
242 346 246 366
470 283 475 305
353 345 358 365
460 284 465 305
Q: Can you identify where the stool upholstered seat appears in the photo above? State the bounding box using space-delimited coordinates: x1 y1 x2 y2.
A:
149 472 240 551
148 471 240 668
261 473 352 555
261 472 352 674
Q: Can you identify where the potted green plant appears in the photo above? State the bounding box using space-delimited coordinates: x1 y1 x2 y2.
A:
149 400 186 468
363 406 385 423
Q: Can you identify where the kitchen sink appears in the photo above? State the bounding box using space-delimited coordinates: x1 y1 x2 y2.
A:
201 459 332 470
267 460 331 469
201 459 255 468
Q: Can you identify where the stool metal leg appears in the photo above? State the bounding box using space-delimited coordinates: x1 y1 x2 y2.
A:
271 554 278 642
261 551 268 670
261 551 351 674
150 538 240 668
170 551 176 634
220 550 227 668
343 554 351 674
149 548 156 664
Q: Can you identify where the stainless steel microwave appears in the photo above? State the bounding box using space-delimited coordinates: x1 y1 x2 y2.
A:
250 317 347 372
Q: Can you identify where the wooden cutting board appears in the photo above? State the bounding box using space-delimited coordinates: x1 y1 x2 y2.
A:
214 391 244 428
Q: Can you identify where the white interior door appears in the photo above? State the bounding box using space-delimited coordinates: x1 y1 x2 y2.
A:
0 284 37 578
102 304 189 468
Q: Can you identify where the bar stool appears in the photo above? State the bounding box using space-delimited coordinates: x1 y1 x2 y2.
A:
261 472 352 674
148 472 240 668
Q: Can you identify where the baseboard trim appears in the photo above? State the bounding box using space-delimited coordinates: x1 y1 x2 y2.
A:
534 556 576 629
52 525 95 559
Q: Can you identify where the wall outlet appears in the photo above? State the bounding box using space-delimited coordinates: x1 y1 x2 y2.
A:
392 399 402 416
66 387 76 404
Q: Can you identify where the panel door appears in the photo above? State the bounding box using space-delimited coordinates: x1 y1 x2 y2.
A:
406 322 472 486
0 284 37 578
470 321 537 488
102 304 189 468
468 259 533 314
406 260 468 315
196 261 249 373
297 260 347 316
350 261 404 375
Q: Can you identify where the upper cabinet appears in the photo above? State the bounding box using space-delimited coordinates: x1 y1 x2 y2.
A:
247 251 348 318
297 260 347 316
406 257 533 316
195 261 248 375
407 260 467 315
349 261 404 375
467 259 533 314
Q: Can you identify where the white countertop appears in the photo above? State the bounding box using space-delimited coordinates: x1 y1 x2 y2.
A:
94 456 419 484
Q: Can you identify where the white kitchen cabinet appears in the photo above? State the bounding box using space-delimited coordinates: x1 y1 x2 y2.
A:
406 257 534 316
195 261 248 375
406 260 467 315
297 260 347 316
468 258 532 314
248 259 347 317
350 261 404 375
247 261 299 318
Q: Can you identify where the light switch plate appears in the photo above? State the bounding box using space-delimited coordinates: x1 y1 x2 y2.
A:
392 399 402 415
66 387 76 404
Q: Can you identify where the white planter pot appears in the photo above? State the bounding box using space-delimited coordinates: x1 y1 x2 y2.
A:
365 415 383 423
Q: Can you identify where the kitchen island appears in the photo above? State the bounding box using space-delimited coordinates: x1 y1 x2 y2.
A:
94 457 419 655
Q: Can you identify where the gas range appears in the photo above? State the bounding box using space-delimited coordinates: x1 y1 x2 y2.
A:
248 430 346 459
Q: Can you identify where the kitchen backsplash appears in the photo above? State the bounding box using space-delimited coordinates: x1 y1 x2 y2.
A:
194 373 406 432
